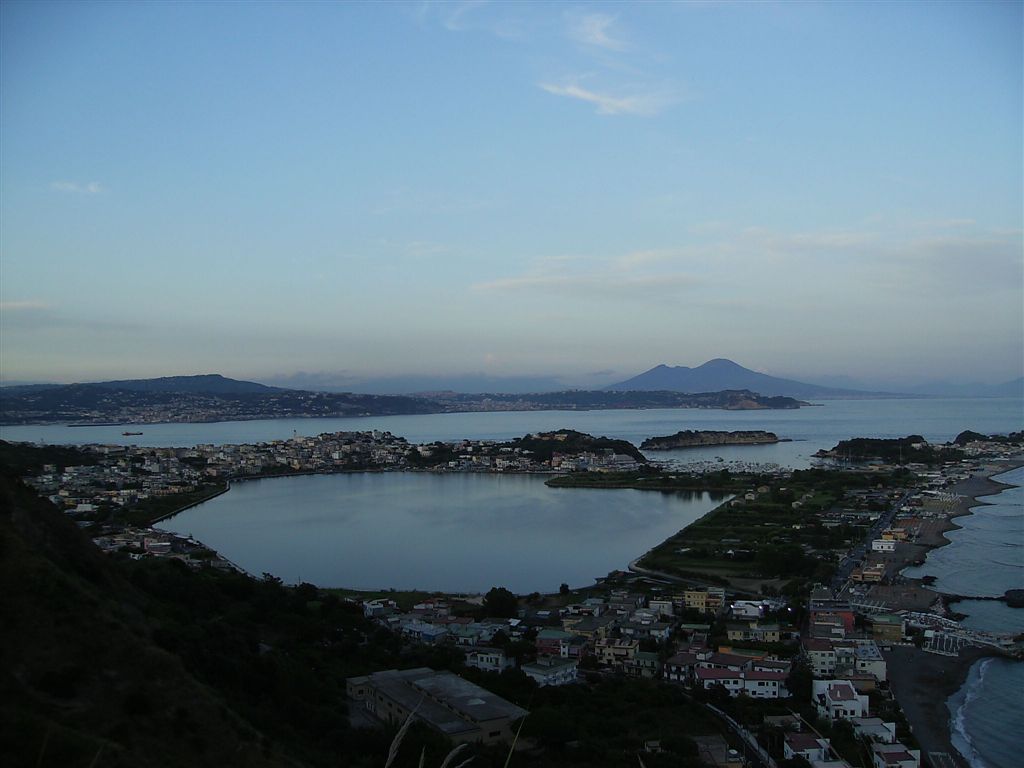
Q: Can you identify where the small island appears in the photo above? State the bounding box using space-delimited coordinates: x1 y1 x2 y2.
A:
640 429 784 450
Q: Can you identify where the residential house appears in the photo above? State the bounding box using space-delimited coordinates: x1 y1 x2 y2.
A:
851 718 897 744
465 648 514 674
595 637 639 667
813 680 870 721
784 733 831 763
726 620 781 644
521 657 578 687
871 743 920 768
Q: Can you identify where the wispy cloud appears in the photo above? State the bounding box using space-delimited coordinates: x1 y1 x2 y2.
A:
0 300 50 311
568 13 626 51
475 272 698 299
442 0 487 32
539 79 671 116
50 180 104 195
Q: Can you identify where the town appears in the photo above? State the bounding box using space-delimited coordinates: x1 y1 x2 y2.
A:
6 429 1022 768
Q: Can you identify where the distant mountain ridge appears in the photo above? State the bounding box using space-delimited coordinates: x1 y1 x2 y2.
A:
606 359 900 399
91 373 285 394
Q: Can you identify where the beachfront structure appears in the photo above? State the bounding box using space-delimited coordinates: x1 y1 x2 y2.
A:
870 614 905 643
871 743 921 768
346 668 528 745
871 539 897 552
521 656 578 687
812 679 870 721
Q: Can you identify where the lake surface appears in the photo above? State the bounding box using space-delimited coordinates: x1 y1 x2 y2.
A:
156 472 727 594
4 397 1022 471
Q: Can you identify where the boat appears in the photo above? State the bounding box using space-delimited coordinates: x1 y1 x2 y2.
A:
122 431 143 436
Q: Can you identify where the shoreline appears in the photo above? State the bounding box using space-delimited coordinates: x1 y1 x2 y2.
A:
886 459 1023 768
901 459 1024 605
883 645 1004 768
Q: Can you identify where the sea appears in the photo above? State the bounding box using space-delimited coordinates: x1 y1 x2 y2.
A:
910 465 1023 768
2 396 1022 763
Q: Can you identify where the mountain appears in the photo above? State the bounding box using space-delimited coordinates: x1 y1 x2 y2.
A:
91 373 285 394
605 359 898 399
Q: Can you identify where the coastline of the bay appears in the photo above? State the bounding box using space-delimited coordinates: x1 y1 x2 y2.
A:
886 461 1024 768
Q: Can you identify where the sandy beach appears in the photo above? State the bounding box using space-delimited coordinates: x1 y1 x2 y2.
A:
882 645 997 768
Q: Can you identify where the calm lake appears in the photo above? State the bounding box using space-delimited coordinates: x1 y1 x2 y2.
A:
156 472 727 594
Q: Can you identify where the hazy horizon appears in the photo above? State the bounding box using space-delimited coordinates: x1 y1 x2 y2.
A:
2 2 1021 385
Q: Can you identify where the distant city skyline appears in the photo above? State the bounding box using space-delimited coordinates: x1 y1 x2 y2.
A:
2 1 1021 386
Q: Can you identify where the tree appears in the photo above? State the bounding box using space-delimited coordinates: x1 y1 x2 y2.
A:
483 586 519 618
559 583 570 596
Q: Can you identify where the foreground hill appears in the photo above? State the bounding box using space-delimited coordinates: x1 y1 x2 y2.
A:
606 359 897 399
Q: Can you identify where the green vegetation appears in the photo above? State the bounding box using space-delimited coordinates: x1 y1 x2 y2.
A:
637 469 907 589
821 435 961 464
508 430 647 463
0 439 99 477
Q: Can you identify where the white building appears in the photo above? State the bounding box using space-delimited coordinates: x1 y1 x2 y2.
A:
521 657 578 687
465 648 514 674
813 680 870 721
871 743 920 768
695 668 789 699
871 539 897 553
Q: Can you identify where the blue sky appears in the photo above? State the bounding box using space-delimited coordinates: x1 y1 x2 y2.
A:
1 1 1021 386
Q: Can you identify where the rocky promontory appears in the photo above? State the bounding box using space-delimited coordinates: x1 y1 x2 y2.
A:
640 430 783 450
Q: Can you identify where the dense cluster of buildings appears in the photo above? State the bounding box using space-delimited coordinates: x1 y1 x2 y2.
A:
21 431 641 523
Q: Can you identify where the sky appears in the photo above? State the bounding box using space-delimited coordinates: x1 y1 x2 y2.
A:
1 0 1022 388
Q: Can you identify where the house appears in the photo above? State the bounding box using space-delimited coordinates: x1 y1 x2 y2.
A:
346 668 528 745
465 648 514 674
694 668 789 699
870 614 905 644
871 743 920 768
852 717 897 744
521 656 578 687
665 651 699 684
648 598 675 618
813 680 870 721
726 620 781 643
784 733 831 763
563 614 617 640
535 628 574 656
626 650 662 679
871 539 896 553
401 620 449 645
808 590 855 634
595 637 639 667
730 601 766 619
834 640 887 682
